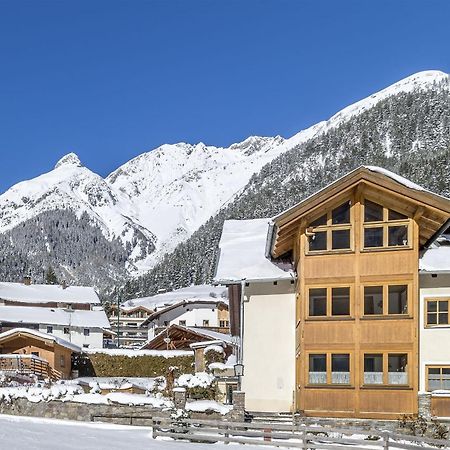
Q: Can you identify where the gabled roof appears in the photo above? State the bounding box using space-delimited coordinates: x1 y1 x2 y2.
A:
270 166 450 257
0 328 81 352
0 282 100 305
141 324 232 350
140 299 228 327
214 218 294 283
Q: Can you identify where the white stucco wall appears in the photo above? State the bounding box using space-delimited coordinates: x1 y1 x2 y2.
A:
241 280 296 412
419 274 450 392
38 324 104 349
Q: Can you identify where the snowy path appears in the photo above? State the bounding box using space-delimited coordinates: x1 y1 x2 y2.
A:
0 414 264 450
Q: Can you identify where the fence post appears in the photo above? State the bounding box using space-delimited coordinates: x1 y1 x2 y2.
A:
173 387 187 410
382 432 389 450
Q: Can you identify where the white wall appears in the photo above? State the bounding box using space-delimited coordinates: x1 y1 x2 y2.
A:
38 324 104 349
241 280 296 412
419 274 450 392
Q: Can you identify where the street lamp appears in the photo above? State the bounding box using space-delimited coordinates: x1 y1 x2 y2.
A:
234 363 244 377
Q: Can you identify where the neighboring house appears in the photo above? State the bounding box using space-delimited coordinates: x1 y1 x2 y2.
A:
0 280 110 348
108 305 153 348
141 324 233 352
118 285 229 347
0 328 81 380
0 280 101 310
419 234 450 394
215 166 450 419
0 305 111 349
141 299 229 340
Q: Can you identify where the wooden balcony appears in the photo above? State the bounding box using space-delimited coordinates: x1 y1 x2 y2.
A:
0 354 61 381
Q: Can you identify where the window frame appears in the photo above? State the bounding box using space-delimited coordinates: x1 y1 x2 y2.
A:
425 298 450 328
426 365 450 392
306 352 352 387
361 198 412 251
362 352 410 387
307 285 353 319
362 283 410 317
306 200 354 254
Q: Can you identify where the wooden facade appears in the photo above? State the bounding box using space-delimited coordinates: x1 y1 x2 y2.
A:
271 168 450 419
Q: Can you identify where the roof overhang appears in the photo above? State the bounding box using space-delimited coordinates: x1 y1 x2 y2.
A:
269 166 450 258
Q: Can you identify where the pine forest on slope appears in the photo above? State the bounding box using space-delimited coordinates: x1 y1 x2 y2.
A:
0 71 447 300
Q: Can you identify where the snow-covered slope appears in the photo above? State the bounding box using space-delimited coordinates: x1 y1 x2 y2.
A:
0 70 447 281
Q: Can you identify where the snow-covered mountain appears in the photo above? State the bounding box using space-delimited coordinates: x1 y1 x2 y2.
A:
0 70 447 294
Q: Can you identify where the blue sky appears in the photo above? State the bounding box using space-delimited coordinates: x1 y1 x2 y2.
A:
0 0 449 192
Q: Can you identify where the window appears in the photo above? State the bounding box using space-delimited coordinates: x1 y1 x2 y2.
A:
332 288 350 316
63 327 70 335
31 351 40 358
364 284 408 316
331 354 350 384
202 320 210 327
363 199 409 249
309 353 351 385
60 355 65 368
46 326 53 334
388 285 408 314
309 287 351 317
364 354 383 384
427 367 450 391
363 353 408 386
309 354 327 384
179 320 186 326
83 328 90 336
307 201 352 253
219 320 229 328
309 288 327 316
426 298 449 326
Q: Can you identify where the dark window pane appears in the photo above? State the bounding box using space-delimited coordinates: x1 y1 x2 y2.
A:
309 354 327 372
332 287 350 315
332 229 350 250
364 227 383 247
309 231 326 251
443 368 450 374
332 201 351 224
364 200 383 222
309 288 327 316
311 214 327 227
429 368 441 375
388 226 408 246
332 354 349 372
439 313 448 324
388 285 408 314
439 301 448 312
388 354 408 384
428 301 437 312
364 286 383 314
364 354 383 372
427 313 437 325
388 209 408 221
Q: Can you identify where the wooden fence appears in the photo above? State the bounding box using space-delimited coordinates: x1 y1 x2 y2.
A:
0 354 61 380
150 416 450 449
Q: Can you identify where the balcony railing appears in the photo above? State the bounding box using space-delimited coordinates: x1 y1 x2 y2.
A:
0 354 61 380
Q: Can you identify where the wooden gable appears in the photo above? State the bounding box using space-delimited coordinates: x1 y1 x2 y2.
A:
270 167 450 258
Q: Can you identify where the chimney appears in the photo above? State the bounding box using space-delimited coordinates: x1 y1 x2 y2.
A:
23 275 32 286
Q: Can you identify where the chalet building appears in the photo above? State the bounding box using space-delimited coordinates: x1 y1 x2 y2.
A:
215 166 450 419
0 281 110 348
108 305 153 348
141 299 229 340
0 328 81 380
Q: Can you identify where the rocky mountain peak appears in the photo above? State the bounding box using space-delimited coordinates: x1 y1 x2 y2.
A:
54 152 83 169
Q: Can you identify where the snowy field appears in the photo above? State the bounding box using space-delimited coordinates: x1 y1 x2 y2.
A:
0 414 262 450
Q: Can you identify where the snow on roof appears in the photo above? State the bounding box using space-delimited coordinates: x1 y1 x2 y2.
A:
121 284 227 311
0 306 110 328
0 328 81 352
214 218 294 283
420 246 450 273
187 327 233 344
0 282 100 305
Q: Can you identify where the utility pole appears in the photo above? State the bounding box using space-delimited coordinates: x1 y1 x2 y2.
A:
116 292 120 348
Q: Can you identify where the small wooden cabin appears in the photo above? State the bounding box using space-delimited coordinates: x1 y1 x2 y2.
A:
0 328 81 380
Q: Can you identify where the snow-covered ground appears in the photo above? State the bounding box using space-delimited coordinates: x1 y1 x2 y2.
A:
0 414 268 450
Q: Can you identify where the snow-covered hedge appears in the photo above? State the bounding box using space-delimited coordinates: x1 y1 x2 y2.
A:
176 372 216 400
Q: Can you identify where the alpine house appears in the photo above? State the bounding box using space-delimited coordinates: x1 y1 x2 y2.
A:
214 166 450 419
